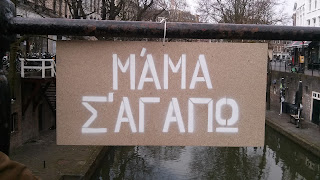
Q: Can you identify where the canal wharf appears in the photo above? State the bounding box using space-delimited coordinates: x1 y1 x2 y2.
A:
266 106 320 158
9 130 109 180
7 107 320 179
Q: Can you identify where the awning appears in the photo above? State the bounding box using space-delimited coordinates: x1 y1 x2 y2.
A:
287 41 311 48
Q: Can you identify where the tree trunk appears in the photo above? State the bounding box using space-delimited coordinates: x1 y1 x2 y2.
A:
101 0 106 20
71 0 79 19
108 0 116 20
76 0 82 19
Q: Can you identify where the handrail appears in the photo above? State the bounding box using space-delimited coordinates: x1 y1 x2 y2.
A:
19 58 56 78
6 17 320 41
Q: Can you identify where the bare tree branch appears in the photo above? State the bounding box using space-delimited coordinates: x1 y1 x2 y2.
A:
196 0 290 25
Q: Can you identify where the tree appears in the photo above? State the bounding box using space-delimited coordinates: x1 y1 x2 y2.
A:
99 0 157 21
101 0 125 20
71 0 195 22
165 0 198 22
196 0 289 25
125 0 197 22
196 0 288 111
65 0 97 19
119 0 160 21
135 0 154 21
67 0 84 19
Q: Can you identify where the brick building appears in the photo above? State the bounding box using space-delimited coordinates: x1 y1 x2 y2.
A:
270 40 292 60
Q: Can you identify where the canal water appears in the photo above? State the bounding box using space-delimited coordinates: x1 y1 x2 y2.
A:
91 126 320 179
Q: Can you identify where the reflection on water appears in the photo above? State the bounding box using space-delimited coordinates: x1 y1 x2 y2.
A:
92 126 320 180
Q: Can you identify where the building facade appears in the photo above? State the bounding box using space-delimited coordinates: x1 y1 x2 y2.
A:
270 40 292 60
293 1 320 67
286 0 320 126
294 0 320 27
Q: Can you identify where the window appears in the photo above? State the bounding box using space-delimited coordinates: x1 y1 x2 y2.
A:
308 19 311 25
310 0 312 11
316 0 318 9
314 18 316 26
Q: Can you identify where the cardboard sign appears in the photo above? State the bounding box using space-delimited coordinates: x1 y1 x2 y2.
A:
57 41 267 146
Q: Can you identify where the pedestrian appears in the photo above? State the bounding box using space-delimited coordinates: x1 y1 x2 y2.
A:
272 79 277 94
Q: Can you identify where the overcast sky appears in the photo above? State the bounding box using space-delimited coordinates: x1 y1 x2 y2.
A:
186 0 295 17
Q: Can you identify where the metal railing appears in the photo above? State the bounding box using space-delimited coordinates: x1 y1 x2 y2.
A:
270 61 291 72
6 17 320 41
19 58 56 78
270 61 320 76
1 0 320 155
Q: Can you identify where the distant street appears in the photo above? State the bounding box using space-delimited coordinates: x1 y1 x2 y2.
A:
270 61 320 77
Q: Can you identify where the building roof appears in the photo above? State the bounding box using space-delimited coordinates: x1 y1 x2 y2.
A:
287 41 311 48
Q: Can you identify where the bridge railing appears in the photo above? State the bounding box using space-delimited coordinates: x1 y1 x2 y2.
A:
1 0 320 155
19 58 56 78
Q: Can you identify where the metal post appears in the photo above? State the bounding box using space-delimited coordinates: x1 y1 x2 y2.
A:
42 60 45 78
266 56 271 110
21 59 24 78
50 60 55 77
0 0 16 155
0 69 11 155
297 80 303 127
280 99 283 115
301 41 305 73
279 77 285 115
297 80 303 116
285 61 287 72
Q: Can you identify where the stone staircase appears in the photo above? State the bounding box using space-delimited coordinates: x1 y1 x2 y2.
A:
44 81 56 115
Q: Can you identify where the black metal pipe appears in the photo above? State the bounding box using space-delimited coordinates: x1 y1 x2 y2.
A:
6 17 320 40
0 0 14 156
0 69 11 156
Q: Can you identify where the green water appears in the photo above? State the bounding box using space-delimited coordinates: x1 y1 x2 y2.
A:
91 126 320 179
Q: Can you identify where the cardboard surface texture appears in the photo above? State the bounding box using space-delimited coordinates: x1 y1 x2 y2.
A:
56 41 267 146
